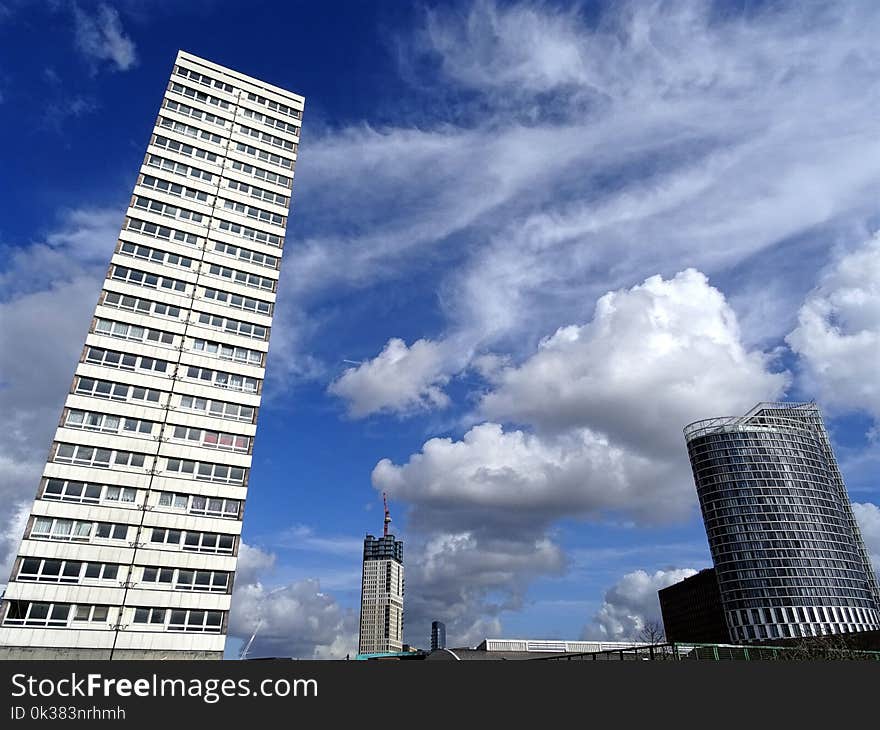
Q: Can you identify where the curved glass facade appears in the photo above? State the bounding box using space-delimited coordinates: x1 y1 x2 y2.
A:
684 403 880 643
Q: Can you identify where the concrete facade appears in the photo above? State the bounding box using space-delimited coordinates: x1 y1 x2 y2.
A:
685 402 880 643
0 51 303 659
358 535 404 655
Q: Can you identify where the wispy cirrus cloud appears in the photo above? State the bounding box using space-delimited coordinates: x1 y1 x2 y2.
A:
72 3 137 73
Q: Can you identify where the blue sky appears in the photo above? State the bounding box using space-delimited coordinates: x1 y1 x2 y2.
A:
1 0 880 658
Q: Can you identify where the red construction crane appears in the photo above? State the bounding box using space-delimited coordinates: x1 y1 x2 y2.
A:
383 492 391 537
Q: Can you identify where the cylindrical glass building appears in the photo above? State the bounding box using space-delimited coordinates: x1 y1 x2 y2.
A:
684 402 880 643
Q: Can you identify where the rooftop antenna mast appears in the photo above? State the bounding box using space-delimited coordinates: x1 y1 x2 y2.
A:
383 492 391 537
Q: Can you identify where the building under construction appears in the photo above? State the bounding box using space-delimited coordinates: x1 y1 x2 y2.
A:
358 494 404 656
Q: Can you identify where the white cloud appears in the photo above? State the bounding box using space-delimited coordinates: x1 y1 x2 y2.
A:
374 269 785 641
377 270 787 526
480 269 788 453
228 543 357 659
425 0 587 94
402 531 565 648
0 208 118 524
73 4 137 72
328 338 453 417
583 568 697 640
852 502 880 575
271 525 363 556
787 234 880 420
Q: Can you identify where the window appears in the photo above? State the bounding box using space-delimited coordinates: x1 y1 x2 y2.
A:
84 563 119 581
111 262 188 291
174 66 235 94
132 195 204 224
157 491 189 509
245 91 302 120
140 173 209 204
133 607 167 625
3 601 71 627
84 347 170 374
233 141 293 170
119 241 194 269
196 311 268 340
212 240 279 269
94 523 129 540
182 365 260 393
18 558 84 584
146 153 214 183
153 133 219 163
165 458 196 476
42 479 103 504
75 377 162 404
228 159 291 188
225 178 288 207
192 338 263 365
124 217 200 247
156 491 240 518
216 218 283 247
103 290 183 319
65 409 119 433
94 318 175 346
158 116 224 146
53 444 112 468
72 605 110 623
190 495 241 518
150 528 235 554
171 425 250 453
163 98 227 127
64 410 154 436
236 123 296 151
31 517 93 541
239 105 299 135
166 458 246 485
178 395 255 421
175 569 230 592
206 262 276 291
168 609 224 633
103 290 150 314
105 486 137 503
202 287 272 315
141 567 174 584
150 528 183 546
221 198 285 226
196 462 246 485
53 443 146 469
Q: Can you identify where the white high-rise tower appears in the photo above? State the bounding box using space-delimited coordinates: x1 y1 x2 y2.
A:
358 494 404 655
0 51 303 659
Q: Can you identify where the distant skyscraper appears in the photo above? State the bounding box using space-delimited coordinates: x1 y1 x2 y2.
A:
0 51 303 659
684 402 880 643
431 620 446 650
358 494 404 655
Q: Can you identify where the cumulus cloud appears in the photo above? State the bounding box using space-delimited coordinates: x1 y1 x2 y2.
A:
328 338 453 417
0 208 118 536
73 4 137 72
374 270 785 642
404 532 565 647
480 269 788 453
787 235 880 420
228 543 357 659
852 502 880 575
583 568 697 640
